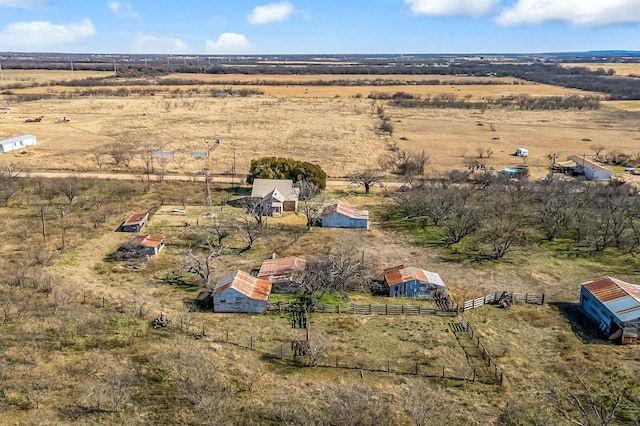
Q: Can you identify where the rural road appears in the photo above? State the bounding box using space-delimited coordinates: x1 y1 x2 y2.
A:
26 170 405 188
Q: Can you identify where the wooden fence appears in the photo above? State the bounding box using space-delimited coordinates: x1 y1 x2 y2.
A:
462 292 544 312
459 314 503 385
266 302 459 317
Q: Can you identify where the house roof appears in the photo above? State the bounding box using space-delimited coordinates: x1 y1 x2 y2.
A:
582 276 640 323
384 265 446 288
567 155 611 174
124 212 149 226
265 188 286 204
212 270 273 301
257 256 306 283
127 234 165 248
251 179 299 201
1 134 36 146
322 203 369 220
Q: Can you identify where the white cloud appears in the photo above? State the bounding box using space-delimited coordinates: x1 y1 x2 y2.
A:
248 1 295 24
497 0 640 26
0 19 95 50
108 1 139 18
206 33 255 54
405 0 499 17
132 32 189 54
0 0 46 8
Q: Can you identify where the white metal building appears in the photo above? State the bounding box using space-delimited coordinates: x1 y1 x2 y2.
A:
0 134 36 153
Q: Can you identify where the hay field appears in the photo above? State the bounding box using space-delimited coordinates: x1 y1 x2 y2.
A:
0 70 636 180
0 69 114 86
389 106 640 179
561 62 640 75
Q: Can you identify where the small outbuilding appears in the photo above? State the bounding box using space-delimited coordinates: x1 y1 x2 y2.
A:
384 265 446 298
117 234 165 259
567 155 612 181
120 212 149 232
256 256 306 294
580 276 640 344
515 147 528 157
212 270 273 313
0 134 36 153
250 179 299 217
321 203 369 229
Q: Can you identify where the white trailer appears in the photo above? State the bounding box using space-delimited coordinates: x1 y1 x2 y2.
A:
0 134 36 153
515 147 528 157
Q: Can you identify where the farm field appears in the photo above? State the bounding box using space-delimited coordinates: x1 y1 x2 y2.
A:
1 69 640 424
561 62 640 75
0 71 636 180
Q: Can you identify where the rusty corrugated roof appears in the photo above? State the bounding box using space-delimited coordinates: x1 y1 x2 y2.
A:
124 212 148 226
582 276 640 323
212 270 272 301
257 256 306 283
383 265 445 288
322 203 369 220
129 234 164 248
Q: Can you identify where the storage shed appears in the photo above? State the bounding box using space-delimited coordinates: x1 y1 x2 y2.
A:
118 234 165 258
120 212 149 232
580 276 640 344
0 134 36 153
384 265 446 298
256 256 306 294
212 270 273 313
567 155 612 181
321 203 369 229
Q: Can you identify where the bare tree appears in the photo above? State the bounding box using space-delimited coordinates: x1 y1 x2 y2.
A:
104 368 136 413
93 151 106 170
299 331 330 367
350 169 384 194
237 214 264 251
591 144 605 158
239 197 266 227
56 176 79 205
479 217 524 259
402 380 448 426
182 241 221 289
297 179 324 229
110 141 134 168
327 383 396 426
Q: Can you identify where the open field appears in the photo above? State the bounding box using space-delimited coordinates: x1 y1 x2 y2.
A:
0 71 635 181
1 70 640 423
561 62 640 75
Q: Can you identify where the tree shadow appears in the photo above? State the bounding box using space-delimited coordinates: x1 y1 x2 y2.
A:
552 302 611 345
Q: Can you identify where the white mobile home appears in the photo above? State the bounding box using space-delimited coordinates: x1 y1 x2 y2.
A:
515 148 528 157
0 134 36 153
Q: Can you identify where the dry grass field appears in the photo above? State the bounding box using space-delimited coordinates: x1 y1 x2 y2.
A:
561 62 640 76
1 70 634 181
1 70 640 424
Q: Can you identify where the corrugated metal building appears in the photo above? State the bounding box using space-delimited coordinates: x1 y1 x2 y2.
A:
212 270 273 313
257 256 306 294
0 134 36 153
121 212 149 232
384 265 446 298
580 276 640 344
321 203 369 229
567 155 612 181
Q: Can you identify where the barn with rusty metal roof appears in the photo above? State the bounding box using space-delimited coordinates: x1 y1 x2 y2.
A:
212 270 273 313
580 276 640 344
384 265 446 298
256 256 306 294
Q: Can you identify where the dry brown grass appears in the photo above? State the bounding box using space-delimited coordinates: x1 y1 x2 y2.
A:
561 62 640 76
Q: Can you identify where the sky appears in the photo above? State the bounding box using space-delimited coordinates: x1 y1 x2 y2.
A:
0 0 639 55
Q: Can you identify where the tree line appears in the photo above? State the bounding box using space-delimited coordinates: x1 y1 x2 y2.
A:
391 175 640 259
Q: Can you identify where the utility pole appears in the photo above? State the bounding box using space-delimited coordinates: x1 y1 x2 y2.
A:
231 145 237 191
0 63 4 90
41 204 46 241
70 61 74 78
113 59 117 74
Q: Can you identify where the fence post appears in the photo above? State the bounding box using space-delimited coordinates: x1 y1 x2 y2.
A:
352 304 355 314
385 304 388 315
279 344 283 359
226 329 229 343
387 360 390 373
335 355 338 368
337 305 341 314
442 365 445 379
102 296 105 308
415 362 419 375
369 304 372 315
472 368 476 382
541 294 545 305
250 336 253 350
418 305 422 315
202 323 206 337
402 305 405 315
